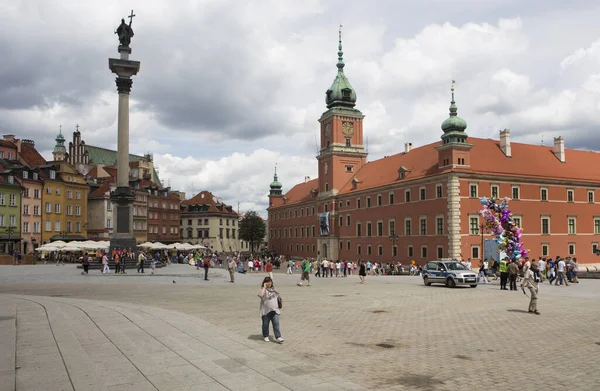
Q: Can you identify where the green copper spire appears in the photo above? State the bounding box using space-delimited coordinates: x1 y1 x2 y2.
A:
54 125 66 149
441 81 468 144
337 25 345 72
325 25 357 109
269 165 282 196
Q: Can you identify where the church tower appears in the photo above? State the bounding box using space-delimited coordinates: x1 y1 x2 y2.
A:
435 83 472 168
52 127 67 161
317 26 367 196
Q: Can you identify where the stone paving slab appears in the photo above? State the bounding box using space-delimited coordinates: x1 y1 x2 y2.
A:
2 265 600 390
0 294 365 391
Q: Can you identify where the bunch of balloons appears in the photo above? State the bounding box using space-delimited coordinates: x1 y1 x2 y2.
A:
478 197 528 261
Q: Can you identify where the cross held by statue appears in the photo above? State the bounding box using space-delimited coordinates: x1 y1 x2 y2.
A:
128 10 136 25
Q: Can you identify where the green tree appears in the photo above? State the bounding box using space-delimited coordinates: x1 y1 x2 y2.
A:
239 211 266 254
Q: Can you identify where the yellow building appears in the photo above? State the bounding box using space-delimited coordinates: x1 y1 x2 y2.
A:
40 162 88 243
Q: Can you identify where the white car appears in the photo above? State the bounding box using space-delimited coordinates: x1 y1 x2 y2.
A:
422 261 478 288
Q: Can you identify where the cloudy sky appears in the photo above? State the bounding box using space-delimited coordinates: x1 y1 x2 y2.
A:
2 0 600 216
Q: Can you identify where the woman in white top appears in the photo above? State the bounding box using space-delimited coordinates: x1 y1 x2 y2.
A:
258 277 284 343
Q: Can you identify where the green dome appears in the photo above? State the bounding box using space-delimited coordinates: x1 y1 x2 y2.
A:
325 27 356 109
441 92 467 133
270 180 282 189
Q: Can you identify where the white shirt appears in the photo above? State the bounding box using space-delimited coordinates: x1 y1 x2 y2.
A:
483 261 488 270
557 260 566 272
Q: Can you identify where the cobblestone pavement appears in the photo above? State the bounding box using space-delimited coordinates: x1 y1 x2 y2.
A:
1 264 599 390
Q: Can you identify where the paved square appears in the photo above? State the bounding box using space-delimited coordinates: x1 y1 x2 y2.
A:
1 264 599 390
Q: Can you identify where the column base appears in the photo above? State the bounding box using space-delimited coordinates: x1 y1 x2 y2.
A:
109 236 137 255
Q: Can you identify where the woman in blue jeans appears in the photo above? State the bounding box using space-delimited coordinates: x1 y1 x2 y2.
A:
258 277 284 343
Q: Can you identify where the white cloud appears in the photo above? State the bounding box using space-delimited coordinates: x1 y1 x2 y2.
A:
3 1 600 216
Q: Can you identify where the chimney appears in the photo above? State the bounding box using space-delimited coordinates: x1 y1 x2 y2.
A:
499 129 511 157
304 176 310 183
554 136 565 163
404 142 413 153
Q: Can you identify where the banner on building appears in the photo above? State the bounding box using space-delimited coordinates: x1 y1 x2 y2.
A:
319 212 330 236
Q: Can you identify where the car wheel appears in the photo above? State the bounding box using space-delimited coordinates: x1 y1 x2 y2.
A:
423 276 431 286
446 277 456 288
470 284 477 288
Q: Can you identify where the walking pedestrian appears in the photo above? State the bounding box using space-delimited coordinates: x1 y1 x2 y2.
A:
522 261 541 314
297 258 311 286
114 251 121 274
102 252 110 274
266 259 273 279
228 258 236 283
203 257 210 281
137 251 146 273
258 277 284 343
358 260 366 283
81 253 89 275
151 257 156 275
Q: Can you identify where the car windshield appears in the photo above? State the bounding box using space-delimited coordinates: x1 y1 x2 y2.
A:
445 262 467 271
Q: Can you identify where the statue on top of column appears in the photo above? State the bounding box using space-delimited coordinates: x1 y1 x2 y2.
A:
115 10 135 47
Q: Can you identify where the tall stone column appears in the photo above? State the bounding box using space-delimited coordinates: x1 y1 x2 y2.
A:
108 44 140 253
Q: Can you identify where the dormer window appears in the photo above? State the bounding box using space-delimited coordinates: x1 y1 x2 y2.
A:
8 176 14 184
49 170 56 179
33 172 38 180
23 171 28 179
351 177 360 190
397 165 411 180
342 89 351 99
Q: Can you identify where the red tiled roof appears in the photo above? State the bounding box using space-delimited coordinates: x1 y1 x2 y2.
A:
282 137 600 201
19 143 47 167
0 140 17 149
280 178 319 206
182 190 238 215
88 181 111 199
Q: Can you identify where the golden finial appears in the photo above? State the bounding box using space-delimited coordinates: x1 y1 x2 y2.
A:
451 79 455 92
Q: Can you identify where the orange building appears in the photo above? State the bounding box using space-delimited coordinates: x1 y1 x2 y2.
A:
267 33 600 264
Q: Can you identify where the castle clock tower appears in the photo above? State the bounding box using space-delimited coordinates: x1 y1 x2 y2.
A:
317 26 367 196
316 26 367 262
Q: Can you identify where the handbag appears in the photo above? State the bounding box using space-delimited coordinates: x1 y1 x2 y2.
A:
277 295 283 309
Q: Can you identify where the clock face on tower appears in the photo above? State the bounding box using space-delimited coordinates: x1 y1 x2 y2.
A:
342 121 354 136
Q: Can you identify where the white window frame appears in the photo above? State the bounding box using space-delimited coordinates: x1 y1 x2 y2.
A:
567 188 574 202
541 216 550 235
491 184 499 198
23 221 29 233
540 187 548 201
513 215 522 229
471 245 481 259
568 216 577 235
469 215 480 235
542 243 549 257
511 185 520 200
588 190 595 204
436 184 443 199
568 242 576 256
469 183 478 198
419 186 426 201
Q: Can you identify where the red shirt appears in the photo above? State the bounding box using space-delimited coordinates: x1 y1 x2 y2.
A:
266 263 273 272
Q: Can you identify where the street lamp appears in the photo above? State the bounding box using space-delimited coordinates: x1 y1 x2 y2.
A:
389 229 399 264
479 223 486 260
5 226 15 254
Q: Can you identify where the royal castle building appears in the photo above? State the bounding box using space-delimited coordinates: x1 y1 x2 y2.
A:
267 30 600 264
